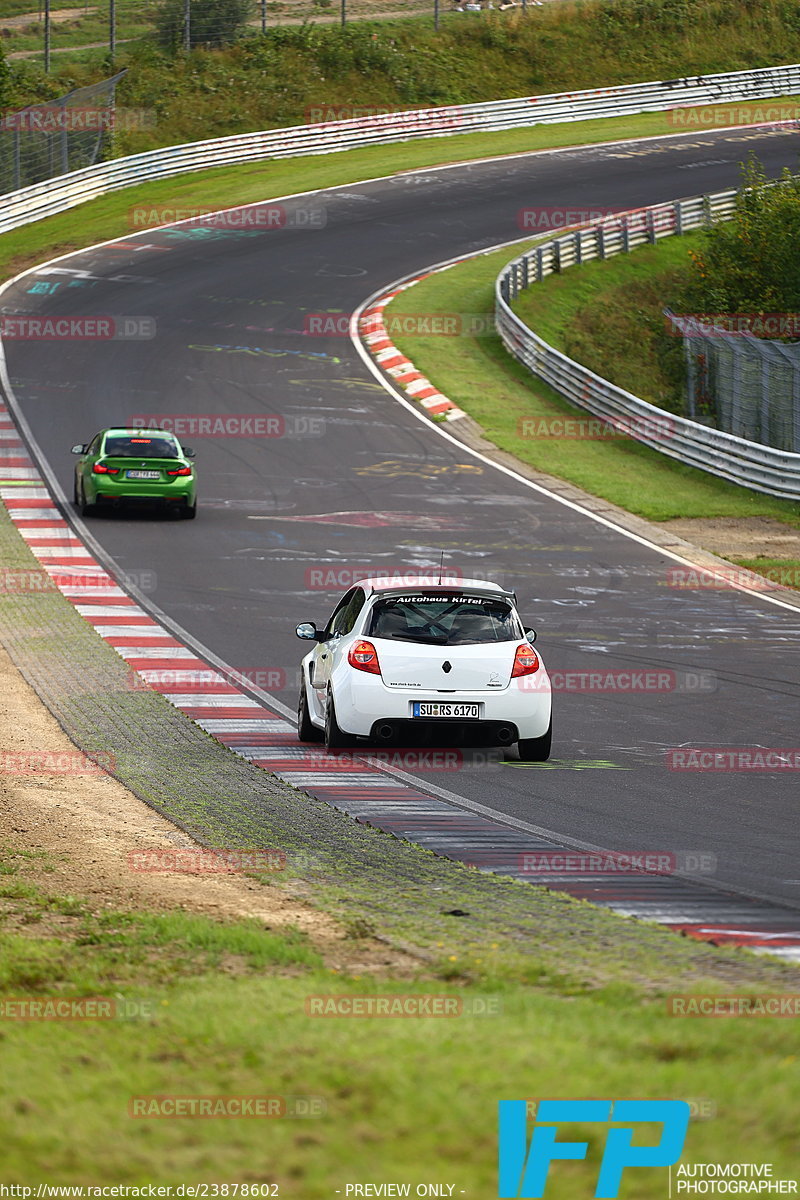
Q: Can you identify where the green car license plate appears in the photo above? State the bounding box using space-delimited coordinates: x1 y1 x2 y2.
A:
125 470 161 480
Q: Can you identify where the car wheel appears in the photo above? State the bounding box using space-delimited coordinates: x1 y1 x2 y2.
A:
517 717 552 762
324 689 355 750
298 681 323 743
76 478 93 518
181 501 197 520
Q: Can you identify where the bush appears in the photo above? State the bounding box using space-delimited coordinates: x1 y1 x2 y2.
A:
678 156 800 317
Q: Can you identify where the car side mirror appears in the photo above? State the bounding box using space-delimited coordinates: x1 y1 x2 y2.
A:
296 622 324 641
524 628 537 644
71 444 87 455
183 447 196 458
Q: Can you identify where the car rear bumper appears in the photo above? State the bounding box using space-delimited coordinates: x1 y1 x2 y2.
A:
94 491 193 505
328 669 551 741
367 717 524 746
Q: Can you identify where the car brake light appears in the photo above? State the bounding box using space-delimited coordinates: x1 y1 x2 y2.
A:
511 643 539 677
167 466 192 476
92 462 119 475
348 640 381 675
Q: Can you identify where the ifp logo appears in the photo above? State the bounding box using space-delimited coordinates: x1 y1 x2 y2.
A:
498 1100 690 1197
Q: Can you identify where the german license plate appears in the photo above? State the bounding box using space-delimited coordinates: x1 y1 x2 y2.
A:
126 470 160 480
412 702 480 719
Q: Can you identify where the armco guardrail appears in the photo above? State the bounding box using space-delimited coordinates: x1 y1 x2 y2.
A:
3 62 800 235
495 190 800 501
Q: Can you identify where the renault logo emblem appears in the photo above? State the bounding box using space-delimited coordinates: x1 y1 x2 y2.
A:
442 661 452 673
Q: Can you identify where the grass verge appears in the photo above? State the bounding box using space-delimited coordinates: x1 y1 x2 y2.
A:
385 242 800 527
1 840 800 1188
509 231 695 411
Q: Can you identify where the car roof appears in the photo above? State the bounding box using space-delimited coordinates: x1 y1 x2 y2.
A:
358 577 514 600
102 428 179 438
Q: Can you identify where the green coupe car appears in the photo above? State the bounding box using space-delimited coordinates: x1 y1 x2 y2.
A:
72 428 197 519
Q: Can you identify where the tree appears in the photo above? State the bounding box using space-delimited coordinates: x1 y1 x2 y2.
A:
684 155 800 318
156 0 253 52
0 44 10 111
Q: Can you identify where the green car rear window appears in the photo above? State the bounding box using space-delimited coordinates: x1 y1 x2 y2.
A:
103 436 180 459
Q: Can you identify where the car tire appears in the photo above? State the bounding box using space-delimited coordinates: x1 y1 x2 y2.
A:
181 501 197 520
324 690 355 750
298 681 323 743
76 478 93 518
517 717 552 762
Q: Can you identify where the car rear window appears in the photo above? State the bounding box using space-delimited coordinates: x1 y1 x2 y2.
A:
367 593 520 645
103 436 180 459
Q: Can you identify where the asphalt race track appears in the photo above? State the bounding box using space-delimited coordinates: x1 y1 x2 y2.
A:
3 124 800 924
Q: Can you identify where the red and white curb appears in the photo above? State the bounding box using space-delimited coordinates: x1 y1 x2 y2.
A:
2 404 800 961
359 280 466 422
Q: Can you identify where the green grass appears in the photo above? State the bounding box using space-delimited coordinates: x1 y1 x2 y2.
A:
1 855 799 1189
5 6 158 55
7 0 800 147
729 556 800 589
385 244 800 526
510 232 695 411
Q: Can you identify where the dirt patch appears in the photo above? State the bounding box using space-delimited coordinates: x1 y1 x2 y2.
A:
659 516 800 561
0 7 94 31
0 643 418 977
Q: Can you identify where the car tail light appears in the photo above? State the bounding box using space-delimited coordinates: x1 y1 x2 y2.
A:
167 466 192 476
511 643 540 677
92 462 119 475
348 640 381 675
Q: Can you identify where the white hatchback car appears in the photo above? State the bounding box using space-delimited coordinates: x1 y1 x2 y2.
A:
296 578 552 760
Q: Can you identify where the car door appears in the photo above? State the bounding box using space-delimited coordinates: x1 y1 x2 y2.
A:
314 588 366 707
80 433 102 497
310 588 355 701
